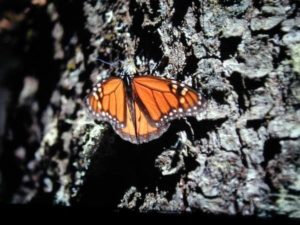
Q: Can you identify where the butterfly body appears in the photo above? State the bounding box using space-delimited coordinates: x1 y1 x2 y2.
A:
86 73 204 144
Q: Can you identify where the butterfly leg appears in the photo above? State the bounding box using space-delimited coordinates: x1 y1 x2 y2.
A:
151 56 169 75
183 118 195 143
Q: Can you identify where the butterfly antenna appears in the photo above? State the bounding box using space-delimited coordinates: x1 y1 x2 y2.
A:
96 58 119 68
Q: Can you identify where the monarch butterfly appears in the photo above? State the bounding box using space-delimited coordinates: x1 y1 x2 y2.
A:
85 61 205 144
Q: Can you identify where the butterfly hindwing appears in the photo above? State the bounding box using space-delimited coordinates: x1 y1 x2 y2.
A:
114 101 170 144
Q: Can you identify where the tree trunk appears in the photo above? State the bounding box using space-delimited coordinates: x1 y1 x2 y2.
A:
0 0 299 217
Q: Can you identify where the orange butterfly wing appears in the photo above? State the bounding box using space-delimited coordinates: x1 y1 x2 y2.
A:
86 75 204 144
86 77 170 144
114 101 170 144
132 76 204 127
86 77 126 129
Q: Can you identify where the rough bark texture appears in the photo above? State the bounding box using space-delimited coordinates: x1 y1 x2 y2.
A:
0 0 299 217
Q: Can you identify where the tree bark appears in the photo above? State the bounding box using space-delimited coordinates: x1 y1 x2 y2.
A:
0 0 299 217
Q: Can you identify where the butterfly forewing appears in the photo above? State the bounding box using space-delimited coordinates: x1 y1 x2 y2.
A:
86 77 126 129
132 76 204 127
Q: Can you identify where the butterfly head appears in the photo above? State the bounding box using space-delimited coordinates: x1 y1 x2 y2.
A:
120 58 137 79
